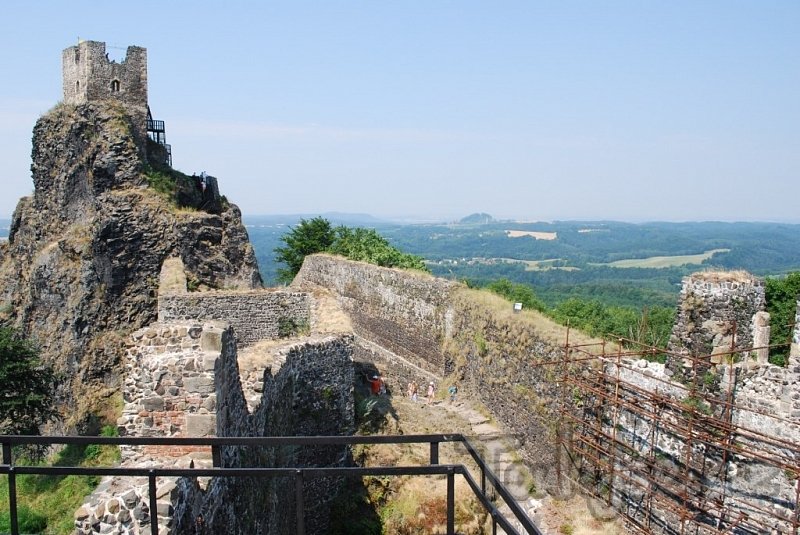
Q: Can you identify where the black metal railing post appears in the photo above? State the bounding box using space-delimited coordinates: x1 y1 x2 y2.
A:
148 469 158 534
1 440 10 465
212 445 221 467
447 467 455 534
8 466 19 535
295 469 305 535
0 434 540 535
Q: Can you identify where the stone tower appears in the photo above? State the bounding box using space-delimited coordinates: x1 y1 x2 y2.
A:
62 40 148 109
62 40 172 166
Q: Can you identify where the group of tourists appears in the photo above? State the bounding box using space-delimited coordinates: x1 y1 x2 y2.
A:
365 372 458 406
407 380 458 405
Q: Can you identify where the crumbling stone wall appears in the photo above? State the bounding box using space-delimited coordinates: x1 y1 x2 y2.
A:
591 355 800 534
75 321 231 535
119 322 224 447
667 272 765 380
158 290 310 347
172 335 355 535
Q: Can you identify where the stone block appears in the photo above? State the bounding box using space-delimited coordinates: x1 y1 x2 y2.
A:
202 354 218 371
201 329 223 352
184 376 215 394
120 489 138 508
186 414 216 437
140 396 165 411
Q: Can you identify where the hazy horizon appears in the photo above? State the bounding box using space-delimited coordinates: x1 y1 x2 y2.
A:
1 2 797 223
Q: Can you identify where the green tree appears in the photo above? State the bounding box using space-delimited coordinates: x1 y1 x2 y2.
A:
485 279 546 312
0 326 56 435
765 272 800 366
274 217 335 284
274 218 428 283
330 227 428 271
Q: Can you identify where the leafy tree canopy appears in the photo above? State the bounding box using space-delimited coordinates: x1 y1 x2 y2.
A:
275 217 428 284
765 272 800 366
485 278 546 312
0 326 56 435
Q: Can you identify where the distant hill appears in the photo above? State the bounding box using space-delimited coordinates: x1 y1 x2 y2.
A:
459 212 494 225
0 219 9 239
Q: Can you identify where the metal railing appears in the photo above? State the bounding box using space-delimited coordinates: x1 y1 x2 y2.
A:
146 119 165 132
0 434 541 535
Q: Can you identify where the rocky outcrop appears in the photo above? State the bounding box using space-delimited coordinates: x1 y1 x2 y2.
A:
0 101 262 431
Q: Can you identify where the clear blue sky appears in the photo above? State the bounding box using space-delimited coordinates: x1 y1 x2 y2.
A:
1 1 797 222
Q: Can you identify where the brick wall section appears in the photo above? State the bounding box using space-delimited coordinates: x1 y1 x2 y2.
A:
158 289 310 347
119 321 226 453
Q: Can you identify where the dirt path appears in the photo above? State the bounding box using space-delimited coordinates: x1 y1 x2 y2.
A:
382 391 624 535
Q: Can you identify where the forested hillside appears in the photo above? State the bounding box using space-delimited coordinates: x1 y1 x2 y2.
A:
246 216 800 311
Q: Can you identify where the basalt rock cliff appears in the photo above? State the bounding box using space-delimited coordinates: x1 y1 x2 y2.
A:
0 101 262 431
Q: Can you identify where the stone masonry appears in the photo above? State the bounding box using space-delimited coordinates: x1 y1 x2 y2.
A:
296 255 800 534
158 290 310 347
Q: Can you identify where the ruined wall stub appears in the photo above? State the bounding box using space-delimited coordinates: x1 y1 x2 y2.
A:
667 271 765 379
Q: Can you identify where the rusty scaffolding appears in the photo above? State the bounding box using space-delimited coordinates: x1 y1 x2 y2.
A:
542 327 800 535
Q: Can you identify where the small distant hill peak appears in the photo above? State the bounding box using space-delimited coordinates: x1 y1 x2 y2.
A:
459 212 494 225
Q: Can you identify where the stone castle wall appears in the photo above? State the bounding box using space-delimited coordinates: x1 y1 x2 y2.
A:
298 255 800 533
295 254 457 373
62 41 147 110
296 254 572 486
172 335 355 535
158 290 310 347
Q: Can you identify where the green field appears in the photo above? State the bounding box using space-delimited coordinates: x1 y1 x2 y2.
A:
599 249 730 268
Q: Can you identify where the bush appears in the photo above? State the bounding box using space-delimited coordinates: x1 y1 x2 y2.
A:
0 505 48 533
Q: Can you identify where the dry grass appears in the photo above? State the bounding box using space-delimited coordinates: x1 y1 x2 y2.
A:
690 269 755 283
303 285 353 335
453 287 611 349
505 230 558 240
540 495 625 535
599 249 729 269
158 257 186 294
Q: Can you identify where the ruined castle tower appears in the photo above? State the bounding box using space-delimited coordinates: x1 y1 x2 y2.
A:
62 40 148 108
61 40 170 165
666 271 766 379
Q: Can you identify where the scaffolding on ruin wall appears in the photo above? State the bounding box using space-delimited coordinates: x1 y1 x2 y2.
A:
543 326 800 535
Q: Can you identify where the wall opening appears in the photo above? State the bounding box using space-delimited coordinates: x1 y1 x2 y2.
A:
111 79 120 92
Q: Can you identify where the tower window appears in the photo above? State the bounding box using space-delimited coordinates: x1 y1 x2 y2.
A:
75 50 80 63
111 80 120 92
76 81 80 93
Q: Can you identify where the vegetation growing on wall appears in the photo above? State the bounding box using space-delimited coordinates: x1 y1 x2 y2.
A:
274 217 429 284
765 272 800 366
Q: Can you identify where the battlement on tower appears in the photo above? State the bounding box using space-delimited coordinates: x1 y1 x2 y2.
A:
62 40 148 109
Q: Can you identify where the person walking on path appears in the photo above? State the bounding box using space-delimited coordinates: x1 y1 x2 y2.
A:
448 384 458 403
426 381 436 404
366 374 384 396
411 381 419 403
